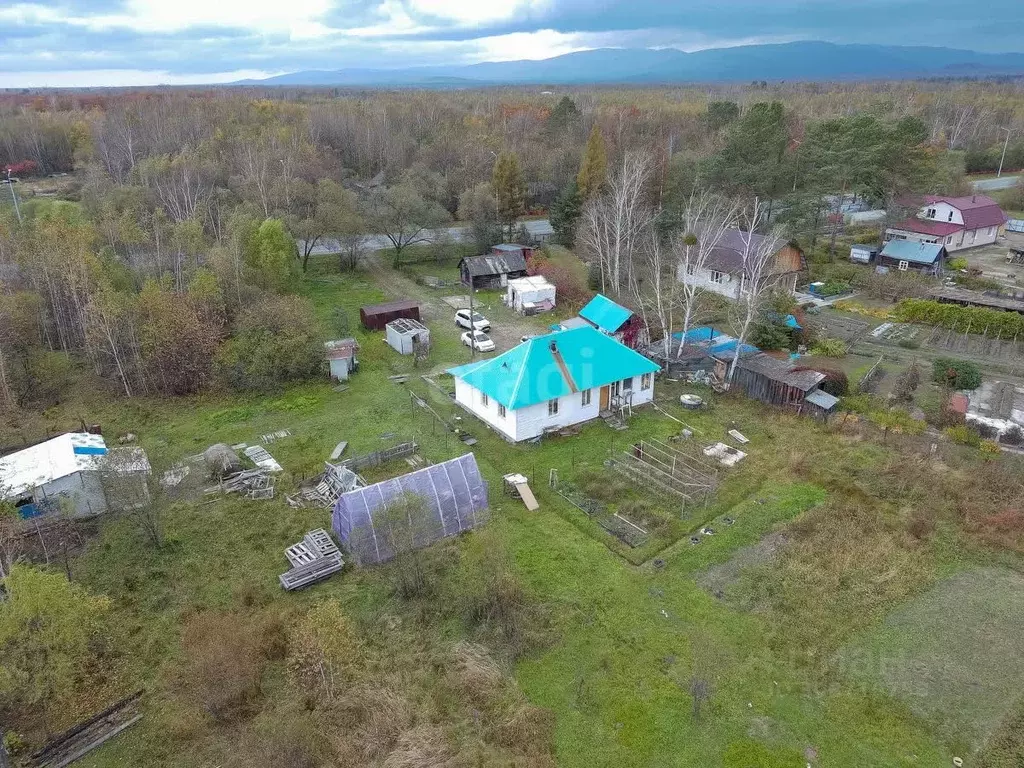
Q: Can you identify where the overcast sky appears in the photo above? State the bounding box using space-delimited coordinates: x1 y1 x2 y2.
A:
1 0 1022 88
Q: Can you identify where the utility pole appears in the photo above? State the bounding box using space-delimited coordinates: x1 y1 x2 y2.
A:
997 127 1012 178
5 169 21 224
468 273 475 360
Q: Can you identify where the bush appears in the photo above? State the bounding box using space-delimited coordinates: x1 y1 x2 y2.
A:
818 278 851 297
1000 425 1024 446
810 337 847 357
750 321 790 351
898 298 1024 340
932 357 982 390
945 424 981 447
980 440 1002 459
181 612 263 721
891 362 920 403
947 256 969 271
217 295 325 391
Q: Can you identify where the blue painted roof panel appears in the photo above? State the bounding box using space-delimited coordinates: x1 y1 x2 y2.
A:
579 294 633 333
880 239 944 265
448 325 659 410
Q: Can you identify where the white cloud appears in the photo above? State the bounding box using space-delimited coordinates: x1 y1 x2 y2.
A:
0 68 277 88
408 0 552 25
470 29 591 61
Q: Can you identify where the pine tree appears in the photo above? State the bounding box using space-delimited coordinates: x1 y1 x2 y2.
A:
492 152 526 241
550 180 583 247
577 125 608 199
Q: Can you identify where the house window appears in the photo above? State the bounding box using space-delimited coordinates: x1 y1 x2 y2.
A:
481 392 489 407
498 404 506 418
710 270 725 284
947 211 954 221
641 373 652 390
946 235 952 244
685 262 696 275
581 389 592 406
988 227 995 236
621 376 633 391
898 260 909 271
548 398 559 416
926 207 936 218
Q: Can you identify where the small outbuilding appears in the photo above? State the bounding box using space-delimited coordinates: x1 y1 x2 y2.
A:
730 354 837 419
360 299 421 331
505 275 556 314
877 240 946 275
0 432 151 518
579 294 647 348
385 318 430 355
459 246 530 289
849 245 877 264
325 338 359 381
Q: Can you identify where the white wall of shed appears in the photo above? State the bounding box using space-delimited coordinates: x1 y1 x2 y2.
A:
35 470 108 517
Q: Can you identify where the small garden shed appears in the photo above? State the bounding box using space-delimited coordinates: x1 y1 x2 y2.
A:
360 299 421 330
385 318 430 355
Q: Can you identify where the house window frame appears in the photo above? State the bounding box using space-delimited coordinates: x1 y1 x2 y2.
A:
581 389 592 407
498 404 506 418
621 376 633 391
481 392 489 407
548 398 559 416
710 270 725 284
926 207 936 218
641 373 652 391
898 260 909 271
685 262 696 275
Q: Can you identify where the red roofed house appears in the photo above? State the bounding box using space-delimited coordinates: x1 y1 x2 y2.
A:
885 195 1007 253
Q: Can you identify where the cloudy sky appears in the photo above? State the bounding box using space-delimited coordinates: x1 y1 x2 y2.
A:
1 0 1021 88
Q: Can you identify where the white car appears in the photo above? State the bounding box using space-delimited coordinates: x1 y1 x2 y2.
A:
461 330 495 352
454 309 490 331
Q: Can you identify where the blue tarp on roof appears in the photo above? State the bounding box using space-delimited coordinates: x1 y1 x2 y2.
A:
448 325 659 410
579 294 633 333
880 239 944 265
708 339 759 358
671 326 721 343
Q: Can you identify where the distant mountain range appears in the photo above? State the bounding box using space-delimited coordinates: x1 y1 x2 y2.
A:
236 42 1024 87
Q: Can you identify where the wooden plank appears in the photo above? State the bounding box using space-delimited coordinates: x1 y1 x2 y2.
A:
515 483 539 511
53 715 143 768
329 441 348 460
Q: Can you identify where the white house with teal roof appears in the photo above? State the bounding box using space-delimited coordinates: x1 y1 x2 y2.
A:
447 326 659 442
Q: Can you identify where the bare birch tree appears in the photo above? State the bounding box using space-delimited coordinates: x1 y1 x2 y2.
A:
577 151 653 297
727 199 783 384
629 226 675 356
674 193 737 357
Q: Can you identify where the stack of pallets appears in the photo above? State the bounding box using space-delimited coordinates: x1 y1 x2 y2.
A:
279 528 344 591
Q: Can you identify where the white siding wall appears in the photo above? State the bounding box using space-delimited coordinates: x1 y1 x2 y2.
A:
677 264 740 300
454 375 656 442
453 379 517 440
921 202 963 225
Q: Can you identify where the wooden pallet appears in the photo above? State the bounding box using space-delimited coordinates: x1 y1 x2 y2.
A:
279 553 344 591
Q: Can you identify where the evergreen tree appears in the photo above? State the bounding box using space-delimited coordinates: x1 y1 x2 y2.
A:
577 125 608 199
546 96 580 133
549 180 583 247
492 151 526 241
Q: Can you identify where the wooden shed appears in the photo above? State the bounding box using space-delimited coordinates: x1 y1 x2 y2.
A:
360 299 421 331
731 354 836 418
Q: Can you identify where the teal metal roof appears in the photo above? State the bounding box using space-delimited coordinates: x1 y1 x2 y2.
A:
880 239 944 265
448 325 659 410
579 294 632 333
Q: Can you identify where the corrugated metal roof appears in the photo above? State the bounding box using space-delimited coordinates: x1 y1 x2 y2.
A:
579 293 632 333
459 252 528 278
880 239 945 265
360 299 420 316
448 325 659 410
805 389 839 410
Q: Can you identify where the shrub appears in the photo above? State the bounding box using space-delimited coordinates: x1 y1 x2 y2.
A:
891 362 920 403
980 440 1002 459
947 256 969 271
217 294 325 391
945 424 981 447
810 337 847 357
932 357 981 390
180 612 263 721
898 298 1024 340
1001 425 1024 446
750 321 790 351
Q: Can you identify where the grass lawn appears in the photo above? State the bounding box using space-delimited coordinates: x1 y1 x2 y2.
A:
838 568 1024 756
11 259 1024 767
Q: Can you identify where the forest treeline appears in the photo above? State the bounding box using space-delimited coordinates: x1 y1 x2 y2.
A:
0 81 1021 410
